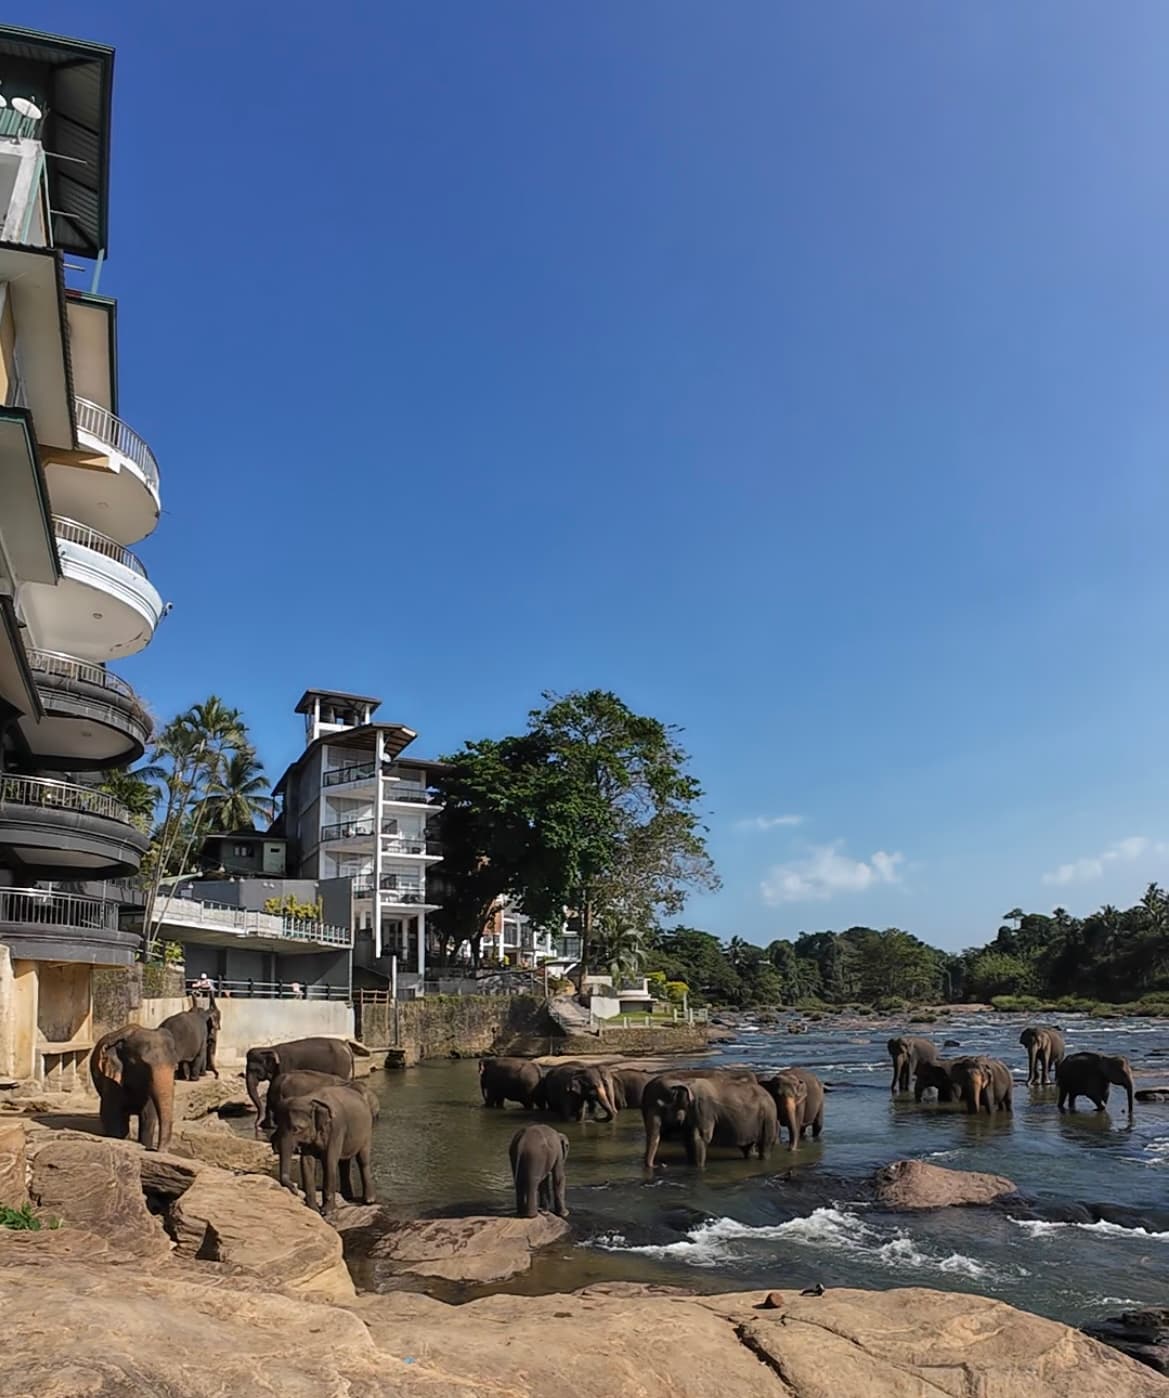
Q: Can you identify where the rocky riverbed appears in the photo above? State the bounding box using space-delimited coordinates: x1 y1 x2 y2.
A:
0 1093 1167 1393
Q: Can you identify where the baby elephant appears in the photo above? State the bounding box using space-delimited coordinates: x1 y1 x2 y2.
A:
272 1084 376 1214
509 1123 569 1219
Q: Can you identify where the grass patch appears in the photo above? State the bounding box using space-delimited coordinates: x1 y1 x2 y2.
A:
0 1203 58 1231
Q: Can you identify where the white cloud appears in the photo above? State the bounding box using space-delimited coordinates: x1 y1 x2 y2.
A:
761 842 905 904
734 814 804 832
1041 836 1161 887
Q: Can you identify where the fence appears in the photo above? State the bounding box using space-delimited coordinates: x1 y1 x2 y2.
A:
186 978 348 1001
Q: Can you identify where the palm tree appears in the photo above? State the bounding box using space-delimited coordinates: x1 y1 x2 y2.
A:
593 924 646 985
99 767 159 832
202 747 274 831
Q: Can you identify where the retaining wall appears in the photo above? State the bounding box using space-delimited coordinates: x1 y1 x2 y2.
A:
357 995 556 1067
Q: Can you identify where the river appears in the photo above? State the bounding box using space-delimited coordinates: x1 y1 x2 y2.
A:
358 1012 1169 1324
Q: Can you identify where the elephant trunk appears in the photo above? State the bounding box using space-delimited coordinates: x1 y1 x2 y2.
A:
1122 1069 1135 1117
593 1083 616 1122
150 1063 175 1153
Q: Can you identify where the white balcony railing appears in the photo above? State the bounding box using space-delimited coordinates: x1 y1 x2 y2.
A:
0 887 120 931
75 397 160 497
26 649 136 699
158 896 351 947
54 516 149 578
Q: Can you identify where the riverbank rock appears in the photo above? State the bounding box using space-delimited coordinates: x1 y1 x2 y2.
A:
874 1157 1018 1209
168 1122 276 1175
28 1135 171 1258
174 1075 254 1119
0 1256 1163 1398
345 1211 572 1285
0 1120 27 1209
169 1171 354 1300
1084 1307 1169 1376
1136 1088 1169 1103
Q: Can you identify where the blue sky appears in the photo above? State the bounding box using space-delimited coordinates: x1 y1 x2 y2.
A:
23 2 1169 950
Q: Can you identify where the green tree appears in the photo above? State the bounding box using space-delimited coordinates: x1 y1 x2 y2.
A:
201 746 274 832
98 767 159 833
440 690 718 977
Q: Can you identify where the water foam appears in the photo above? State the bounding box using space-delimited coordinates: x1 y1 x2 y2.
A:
592 1207 1021 1281
1009 1218 1169 1241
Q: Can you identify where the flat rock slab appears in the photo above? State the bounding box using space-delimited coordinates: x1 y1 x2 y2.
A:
167 1123 276 1176
169 1171 354 1300
174 1077 254 1119
0 1253 1164 1397
357 1213 572 1284
874 1157 1018 1209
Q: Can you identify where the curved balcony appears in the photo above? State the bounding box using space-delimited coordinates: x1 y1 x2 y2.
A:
45 397 162 546
0 886 138 966
19 650 153 770
20 516 164 662
0 774 149 878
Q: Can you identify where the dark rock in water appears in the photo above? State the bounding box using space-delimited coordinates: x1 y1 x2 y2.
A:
944 1039 961 1048
1003 1199 1093 1225
1082 1308 1169 1375
1136 1088 1169 1103
657 1205 713 1235
1087 1202 1169 1233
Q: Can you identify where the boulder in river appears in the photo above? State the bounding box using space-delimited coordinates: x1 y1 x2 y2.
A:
874 1158 1018 1209
1083 1307 1169 1376
1135 1087 1169 1103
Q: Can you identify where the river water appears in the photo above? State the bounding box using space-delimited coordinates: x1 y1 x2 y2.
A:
360 1013 1169 1324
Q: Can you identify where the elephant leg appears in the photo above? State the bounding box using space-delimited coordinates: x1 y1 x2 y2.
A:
644 1114 663 1169
300 1152 318 1210
138 1098 159 1150
811 1107 824 1139
690 1129 707 1169
890 1058 901 1093
538 1175 553 1210
352 1146 375 1206
338 1157 356 1202
321 1138 342 1214
99 1091 130 1140
551 1159 568 1217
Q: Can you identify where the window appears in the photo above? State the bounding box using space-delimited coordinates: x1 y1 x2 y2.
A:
232 844 251 858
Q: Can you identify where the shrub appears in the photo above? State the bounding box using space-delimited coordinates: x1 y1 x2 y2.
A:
162 940 184 967
664 980 689 1005
875 996 909 1014
909 1012 937 1024
989 995 1043 1013
264 894 323 921
0 1204 57 1231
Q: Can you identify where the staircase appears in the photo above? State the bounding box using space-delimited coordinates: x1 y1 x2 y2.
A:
548 994 599 1037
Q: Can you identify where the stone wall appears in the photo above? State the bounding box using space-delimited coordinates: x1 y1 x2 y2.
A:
357 995 556 1067
92 964 185 1039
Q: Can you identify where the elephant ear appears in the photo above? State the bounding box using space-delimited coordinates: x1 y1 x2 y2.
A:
97 1039 125 1083
310 1098 334 1138
669 1084 693 1112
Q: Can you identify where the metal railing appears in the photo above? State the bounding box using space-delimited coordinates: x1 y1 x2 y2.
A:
322 761 377 788
53 516 149 578
0 887 120 930
320 818 376 842
75 397 160 496
0 773 132 824
382 837 439 856
382 784 435 804
159 895 351 947
26 649 136 699
351 874 426 902
186 977 347 1001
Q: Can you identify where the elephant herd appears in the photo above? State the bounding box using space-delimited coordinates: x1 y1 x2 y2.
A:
89 1006 378 1216
481 1056 827 1213
888 1026 1137 1117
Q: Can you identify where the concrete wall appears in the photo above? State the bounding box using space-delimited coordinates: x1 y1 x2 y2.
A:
0 947 36 1080
136 996 355 1066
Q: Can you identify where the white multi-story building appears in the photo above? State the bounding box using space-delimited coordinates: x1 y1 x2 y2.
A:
275 689 444 988
0 25 166 1084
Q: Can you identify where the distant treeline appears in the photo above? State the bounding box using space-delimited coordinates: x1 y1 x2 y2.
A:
648 883 1169 1009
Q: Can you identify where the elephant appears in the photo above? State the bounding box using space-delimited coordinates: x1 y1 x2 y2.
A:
1019 1025 1066 1087
245 1037 354 1133
159 994 221 1081
642 1071 778 1168
90 1024 179 1153
1056 1051 1135 1117
479 1056 542 1109
888 1036 940 1093
608 1066 654 1110
538 1062 617 1122
271 1084 376 1213
913 1059 955 1103
758 1068 824 1148
949 1056 1013 1114
509 1123 569 1218
263 1070 380 1133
